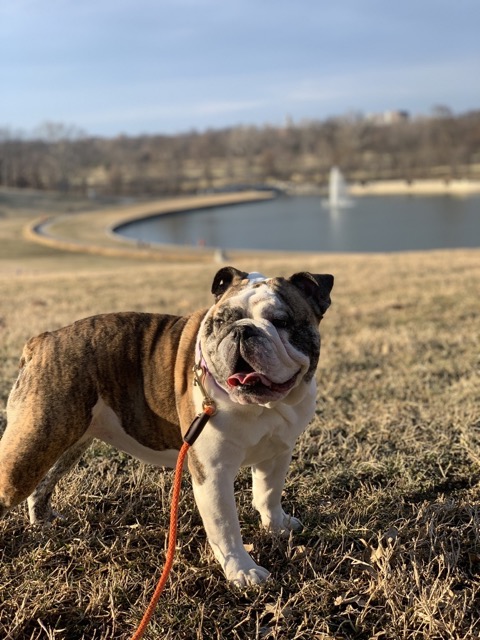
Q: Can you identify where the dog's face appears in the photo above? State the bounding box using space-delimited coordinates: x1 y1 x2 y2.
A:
199 267 334 406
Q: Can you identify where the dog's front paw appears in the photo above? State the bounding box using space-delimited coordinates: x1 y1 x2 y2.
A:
229 565 271 587
262 510 303 535
223 553 271 587
282 513 303 532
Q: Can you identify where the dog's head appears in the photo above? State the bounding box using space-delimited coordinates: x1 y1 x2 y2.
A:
199 266 333 406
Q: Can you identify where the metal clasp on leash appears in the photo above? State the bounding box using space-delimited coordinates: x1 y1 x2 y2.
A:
183 363 217 447
192 362 217 416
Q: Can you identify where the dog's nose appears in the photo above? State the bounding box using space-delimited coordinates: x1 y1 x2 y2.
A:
242 325 256 339
237 324 257 340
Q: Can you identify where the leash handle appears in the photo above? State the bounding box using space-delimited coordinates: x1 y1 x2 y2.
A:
183 406 216 446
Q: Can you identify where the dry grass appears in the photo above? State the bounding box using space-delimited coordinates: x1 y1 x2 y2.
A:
1 192 480 639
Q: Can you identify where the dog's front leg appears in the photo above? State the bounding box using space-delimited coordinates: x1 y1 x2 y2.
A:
251 451 303 533
191 466 270 586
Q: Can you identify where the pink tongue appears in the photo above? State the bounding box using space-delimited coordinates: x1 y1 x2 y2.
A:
227 372 272 388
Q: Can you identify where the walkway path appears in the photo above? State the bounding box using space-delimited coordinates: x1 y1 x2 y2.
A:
24 191 274 262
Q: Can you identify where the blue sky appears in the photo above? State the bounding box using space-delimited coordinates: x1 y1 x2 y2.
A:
1 0 479 137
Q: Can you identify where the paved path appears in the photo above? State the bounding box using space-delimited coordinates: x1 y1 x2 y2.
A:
23 191 274 262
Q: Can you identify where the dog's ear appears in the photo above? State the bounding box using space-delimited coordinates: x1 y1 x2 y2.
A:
211 266 249 300
289 272 334 320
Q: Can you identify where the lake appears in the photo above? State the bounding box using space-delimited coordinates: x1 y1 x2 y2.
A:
116 194 480 253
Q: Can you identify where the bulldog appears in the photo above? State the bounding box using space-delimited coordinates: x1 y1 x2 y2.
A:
0 266 333 586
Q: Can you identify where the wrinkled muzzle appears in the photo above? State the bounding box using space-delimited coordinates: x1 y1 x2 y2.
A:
204 319 310 405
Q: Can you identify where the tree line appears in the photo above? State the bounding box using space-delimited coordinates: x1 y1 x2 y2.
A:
1 110 479 196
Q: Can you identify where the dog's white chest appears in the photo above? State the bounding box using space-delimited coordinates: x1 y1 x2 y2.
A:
192 379 316 468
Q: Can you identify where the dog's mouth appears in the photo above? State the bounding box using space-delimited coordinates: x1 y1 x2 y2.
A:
227 356 298 394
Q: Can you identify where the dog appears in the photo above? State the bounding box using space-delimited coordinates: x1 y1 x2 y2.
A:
0 266 333 586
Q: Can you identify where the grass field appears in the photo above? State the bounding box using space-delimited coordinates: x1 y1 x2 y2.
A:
1 190 480 639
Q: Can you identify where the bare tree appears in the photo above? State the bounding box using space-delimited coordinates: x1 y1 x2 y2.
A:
1 110 479 195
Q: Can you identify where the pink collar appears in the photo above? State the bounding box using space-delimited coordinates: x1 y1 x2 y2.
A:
194 341 227 397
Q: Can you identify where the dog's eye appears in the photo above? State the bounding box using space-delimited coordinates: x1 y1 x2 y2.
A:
271 318 289 330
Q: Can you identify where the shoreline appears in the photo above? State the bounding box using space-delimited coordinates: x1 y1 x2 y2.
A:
23 190 276 263
20 180 480 263
349 178 480 196
285 178 480 196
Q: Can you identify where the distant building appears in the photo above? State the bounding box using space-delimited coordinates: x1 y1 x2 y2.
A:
366 110 410 125
383 110 409 124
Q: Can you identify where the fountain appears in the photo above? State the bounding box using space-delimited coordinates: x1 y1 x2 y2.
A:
322 166 354 209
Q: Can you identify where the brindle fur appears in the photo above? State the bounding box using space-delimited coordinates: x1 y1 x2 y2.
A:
0 309 206 519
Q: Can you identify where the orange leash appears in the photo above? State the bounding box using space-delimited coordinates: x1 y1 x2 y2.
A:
130 405 215 640
130 441 190 640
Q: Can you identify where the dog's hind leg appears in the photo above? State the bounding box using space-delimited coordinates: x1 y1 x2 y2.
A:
27 437 93 523
0 421 92 523
1 329 98 523
0 391 93 523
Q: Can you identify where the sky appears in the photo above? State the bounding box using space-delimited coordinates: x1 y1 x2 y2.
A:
1 0 479 138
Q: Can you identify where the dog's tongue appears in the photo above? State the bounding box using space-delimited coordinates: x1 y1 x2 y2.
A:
227 372 272 388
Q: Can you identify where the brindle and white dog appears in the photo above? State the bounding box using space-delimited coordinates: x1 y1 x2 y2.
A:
0 266 333 586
